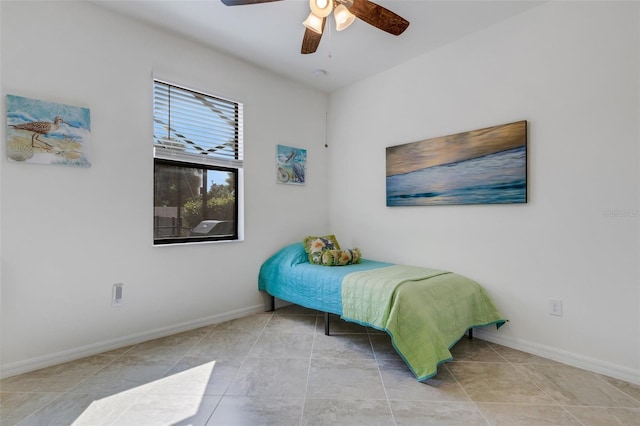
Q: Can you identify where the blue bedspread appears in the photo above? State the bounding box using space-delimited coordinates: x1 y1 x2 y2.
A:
258 243 391 315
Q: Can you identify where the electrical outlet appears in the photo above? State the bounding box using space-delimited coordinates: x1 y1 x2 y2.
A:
549 299 562 316
112 283 124 307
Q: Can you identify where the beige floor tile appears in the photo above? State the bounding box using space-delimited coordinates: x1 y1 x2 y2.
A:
450 338 506 363
249 332 314 359
213 313 271 333
264 314 318 334
516 364 640 408
207 396 303 426
112 393 220 426
390 400 488 426
564 406 640 426
380 358 470 402
487 342 561 364
99 345 135 356
123 326 212 360
448 362 555 404
312 333 375 360
302 398 394 425
4 310 638 426
306 358 386 400
145 357 242 396
0 355 115 393
225 358 309 397
597 374 640 403
69 355 175 394
369 334 403 361
476 403 583 425
17 391 140 426
0 392 61 426
186 331 258 360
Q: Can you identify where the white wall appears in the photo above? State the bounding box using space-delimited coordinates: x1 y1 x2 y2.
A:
0 0 3 375
2 0 639 385
328 1 640 382
0 1 329 376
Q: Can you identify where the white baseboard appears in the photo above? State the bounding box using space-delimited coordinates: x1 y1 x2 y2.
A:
474 328 640 385
0 304 266 379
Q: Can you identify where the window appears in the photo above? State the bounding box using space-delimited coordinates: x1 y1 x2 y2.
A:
153 80 243 245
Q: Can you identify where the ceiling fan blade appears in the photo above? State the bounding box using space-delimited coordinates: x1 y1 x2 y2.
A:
221 0 282 6
301 18 326 54
348 0 409 36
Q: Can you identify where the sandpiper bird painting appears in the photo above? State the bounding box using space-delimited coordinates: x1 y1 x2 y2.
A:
6 94 91 167
10 116 66 148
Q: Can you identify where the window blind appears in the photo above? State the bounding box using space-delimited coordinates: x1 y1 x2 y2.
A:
153 80 243 168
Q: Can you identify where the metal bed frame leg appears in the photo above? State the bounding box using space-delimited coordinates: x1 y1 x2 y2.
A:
268 296 331 334
468 328 473 340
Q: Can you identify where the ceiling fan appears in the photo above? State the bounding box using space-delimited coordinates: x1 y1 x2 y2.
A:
220 0 410 54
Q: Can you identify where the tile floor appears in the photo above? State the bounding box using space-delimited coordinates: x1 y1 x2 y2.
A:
2 305 640 425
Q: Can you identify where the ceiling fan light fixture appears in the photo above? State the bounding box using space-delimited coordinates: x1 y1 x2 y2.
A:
303 12 324 35
334 4 355 31
310 0 333 18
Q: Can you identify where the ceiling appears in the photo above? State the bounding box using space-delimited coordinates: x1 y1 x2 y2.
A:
92 0 543 93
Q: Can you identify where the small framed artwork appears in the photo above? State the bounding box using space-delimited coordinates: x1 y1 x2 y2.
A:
386 120 527 206
6 94 91 167
276 144 306 185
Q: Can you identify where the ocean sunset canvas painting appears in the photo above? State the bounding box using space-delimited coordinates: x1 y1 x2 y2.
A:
386 121 527 206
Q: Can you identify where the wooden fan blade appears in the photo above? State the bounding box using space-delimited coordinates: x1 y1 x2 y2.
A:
348 0 409 36
301 18 326 54
221 0 282 6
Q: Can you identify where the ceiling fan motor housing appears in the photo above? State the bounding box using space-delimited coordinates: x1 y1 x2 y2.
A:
310 0 333 18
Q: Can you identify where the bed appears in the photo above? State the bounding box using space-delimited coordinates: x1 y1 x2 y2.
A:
258 241 506 381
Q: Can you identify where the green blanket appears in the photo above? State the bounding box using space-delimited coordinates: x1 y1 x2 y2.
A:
341 265 505 381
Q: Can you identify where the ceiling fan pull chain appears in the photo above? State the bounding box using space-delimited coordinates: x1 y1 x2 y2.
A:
327 21 333 58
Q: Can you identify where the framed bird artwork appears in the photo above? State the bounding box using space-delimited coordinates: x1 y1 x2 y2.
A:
6 94 91 167
276 144 306 185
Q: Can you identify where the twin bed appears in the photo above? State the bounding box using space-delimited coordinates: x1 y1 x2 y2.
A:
258 242 506 381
